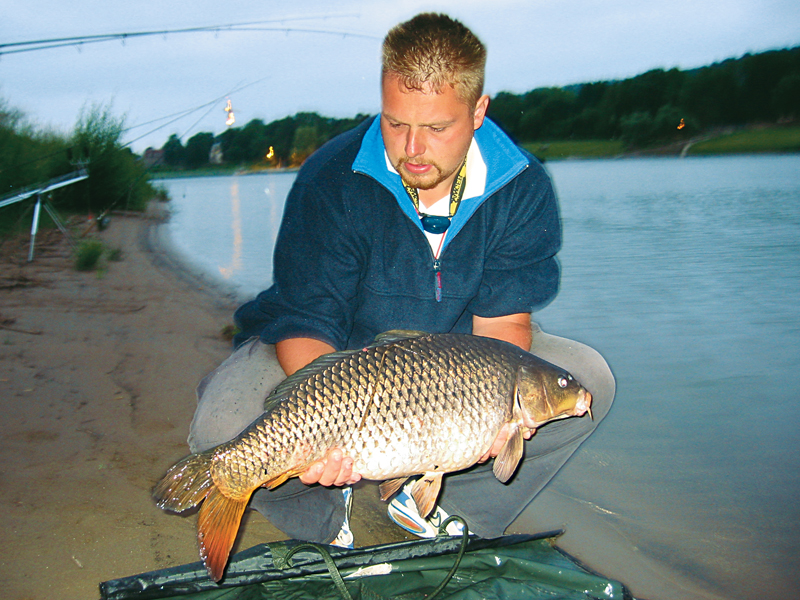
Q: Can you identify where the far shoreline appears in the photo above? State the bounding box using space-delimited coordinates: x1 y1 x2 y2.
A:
148 124 800 177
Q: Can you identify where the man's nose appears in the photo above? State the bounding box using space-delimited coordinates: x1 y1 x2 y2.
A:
405 129 426 158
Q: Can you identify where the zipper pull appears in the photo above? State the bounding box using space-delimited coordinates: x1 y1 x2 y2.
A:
433 259 442 302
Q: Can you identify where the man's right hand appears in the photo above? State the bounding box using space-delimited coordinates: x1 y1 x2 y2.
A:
299 448 362 487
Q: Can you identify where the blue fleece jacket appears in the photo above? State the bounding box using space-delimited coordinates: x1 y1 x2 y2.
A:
233 116 561 351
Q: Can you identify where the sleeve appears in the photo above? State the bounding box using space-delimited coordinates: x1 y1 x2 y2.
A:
467 161 562 317
233 174 364 351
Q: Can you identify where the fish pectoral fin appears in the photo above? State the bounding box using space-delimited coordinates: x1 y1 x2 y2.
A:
197 486 250 582
493 424 525 483
410 472 444 518
379 477 410 502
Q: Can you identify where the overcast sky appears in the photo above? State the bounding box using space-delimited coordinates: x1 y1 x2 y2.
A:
2 0 798 153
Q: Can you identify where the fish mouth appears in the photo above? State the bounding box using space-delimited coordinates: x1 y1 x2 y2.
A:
576 390 593 420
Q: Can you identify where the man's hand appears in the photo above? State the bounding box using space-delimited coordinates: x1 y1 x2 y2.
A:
299 448 362 486
477 422 535 463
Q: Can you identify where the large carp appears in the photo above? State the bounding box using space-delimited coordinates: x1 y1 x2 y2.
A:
153 331 592 581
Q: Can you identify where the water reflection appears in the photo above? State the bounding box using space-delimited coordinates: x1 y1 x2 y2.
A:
162 172 294 297
217 179 242 279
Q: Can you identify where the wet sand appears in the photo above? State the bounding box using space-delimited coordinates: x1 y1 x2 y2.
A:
0 211 407 600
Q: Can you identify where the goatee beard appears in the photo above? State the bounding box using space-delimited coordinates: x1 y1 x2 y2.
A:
396 158 455 191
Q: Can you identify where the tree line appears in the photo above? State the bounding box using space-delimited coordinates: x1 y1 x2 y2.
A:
156 44 799 168
160 112 371 170
487 46 800 147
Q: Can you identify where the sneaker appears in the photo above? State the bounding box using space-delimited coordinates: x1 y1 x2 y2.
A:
387 484 465 538
330 487 354 549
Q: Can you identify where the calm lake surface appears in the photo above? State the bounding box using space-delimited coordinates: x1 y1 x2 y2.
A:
160 154 800 600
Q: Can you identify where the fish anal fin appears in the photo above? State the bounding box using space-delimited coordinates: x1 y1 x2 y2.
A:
493 424 525 483
411 472 444 518
379 477 410 501
197 486 249 582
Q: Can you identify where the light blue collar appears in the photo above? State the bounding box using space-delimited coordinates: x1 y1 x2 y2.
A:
352 116 529 250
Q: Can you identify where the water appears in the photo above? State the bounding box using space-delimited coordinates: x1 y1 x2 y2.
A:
160 155 800 600
162 172 295 296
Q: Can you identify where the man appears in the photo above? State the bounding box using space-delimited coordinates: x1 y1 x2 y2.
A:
188 13 613 548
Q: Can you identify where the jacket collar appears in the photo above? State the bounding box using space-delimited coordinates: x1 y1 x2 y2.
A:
352 115 529 249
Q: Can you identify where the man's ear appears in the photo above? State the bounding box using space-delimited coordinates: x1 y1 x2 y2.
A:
473 94 490 130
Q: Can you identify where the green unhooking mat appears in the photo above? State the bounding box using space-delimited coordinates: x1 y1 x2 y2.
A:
99 530 631 600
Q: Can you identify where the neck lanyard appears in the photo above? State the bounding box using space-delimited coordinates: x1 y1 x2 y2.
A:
402 159 467 221
401 160 467 303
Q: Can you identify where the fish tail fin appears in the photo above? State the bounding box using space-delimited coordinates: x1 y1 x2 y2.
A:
153 451 215 512
197 486 249 582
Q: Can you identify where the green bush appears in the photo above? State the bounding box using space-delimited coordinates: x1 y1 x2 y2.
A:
59 103 157 214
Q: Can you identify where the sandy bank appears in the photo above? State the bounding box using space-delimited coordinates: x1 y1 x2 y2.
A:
0 214 245 598
0 211 440 599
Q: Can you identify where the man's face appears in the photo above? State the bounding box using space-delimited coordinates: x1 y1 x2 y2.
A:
381 73 489 201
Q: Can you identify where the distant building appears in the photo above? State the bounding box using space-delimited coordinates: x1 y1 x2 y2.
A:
142 148 165 168
209 142 224 165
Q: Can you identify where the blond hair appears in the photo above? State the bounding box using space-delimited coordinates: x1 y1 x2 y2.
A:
382 13 486 107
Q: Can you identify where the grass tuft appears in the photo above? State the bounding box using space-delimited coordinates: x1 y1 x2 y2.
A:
74 239 105 271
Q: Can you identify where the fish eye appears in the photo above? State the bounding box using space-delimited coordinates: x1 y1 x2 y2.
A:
558 376 569 388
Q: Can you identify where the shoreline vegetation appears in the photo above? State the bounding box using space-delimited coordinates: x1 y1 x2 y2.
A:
148 45 800 172
147 123 799 180
524 123 800 161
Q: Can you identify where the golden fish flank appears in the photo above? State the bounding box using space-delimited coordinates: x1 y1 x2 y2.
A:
153 331 592 582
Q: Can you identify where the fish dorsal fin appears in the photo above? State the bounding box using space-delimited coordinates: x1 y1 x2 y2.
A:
263 347 361 411
371 330 429 346
492 424 524 483
263 331 428 412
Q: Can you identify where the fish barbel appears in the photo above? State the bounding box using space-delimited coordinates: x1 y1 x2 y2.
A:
153 331 592 581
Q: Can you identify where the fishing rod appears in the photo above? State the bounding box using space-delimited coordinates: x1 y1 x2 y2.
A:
0 14 378 56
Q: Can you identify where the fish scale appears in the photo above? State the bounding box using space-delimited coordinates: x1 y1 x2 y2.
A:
154 331 592 582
